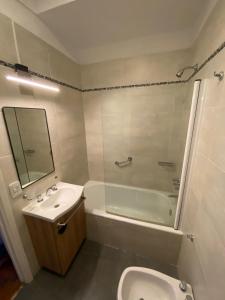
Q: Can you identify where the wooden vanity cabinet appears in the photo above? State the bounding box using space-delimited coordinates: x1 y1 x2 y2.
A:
25 199 86 275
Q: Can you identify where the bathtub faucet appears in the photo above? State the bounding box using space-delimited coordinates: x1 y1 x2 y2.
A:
168 194 178 198
179 281 187 292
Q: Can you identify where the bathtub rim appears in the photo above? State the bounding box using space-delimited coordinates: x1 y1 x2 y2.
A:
84 180 182 235
85 180 174 198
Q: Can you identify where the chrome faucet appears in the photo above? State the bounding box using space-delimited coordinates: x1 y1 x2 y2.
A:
37 194 44 203
168 194 178 198
46 187 52 196
179 281 187 292
46 185 58 196
23 194 33 201
51 184 58 191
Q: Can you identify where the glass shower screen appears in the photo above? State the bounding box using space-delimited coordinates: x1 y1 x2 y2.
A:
101 82 194 227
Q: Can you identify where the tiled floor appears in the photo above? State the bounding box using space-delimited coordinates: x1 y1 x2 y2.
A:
16 240 178 300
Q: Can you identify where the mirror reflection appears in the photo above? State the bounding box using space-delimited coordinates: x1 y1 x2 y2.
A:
3 107 55 188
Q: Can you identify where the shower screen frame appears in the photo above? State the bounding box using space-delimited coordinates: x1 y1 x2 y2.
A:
174 79 206 229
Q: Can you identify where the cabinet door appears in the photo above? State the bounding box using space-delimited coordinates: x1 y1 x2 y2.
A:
25 215 62 274
55 201 86 274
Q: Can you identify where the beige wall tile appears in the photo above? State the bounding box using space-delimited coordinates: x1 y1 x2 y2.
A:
81 49 191 89
86 213 182 266
0 18 88 277
192 0 225 67
0 13 17 62
179 2 225 297
49 46 81 88
178 239 208 300
15 24 52 76
83 81 190 192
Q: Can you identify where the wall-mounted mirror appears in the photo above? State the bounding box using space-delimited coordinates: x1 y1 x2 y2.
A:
3 107 55 188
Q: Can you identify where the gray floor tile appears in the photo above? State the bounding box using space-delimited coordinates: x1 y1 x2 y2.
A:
16 240 178 300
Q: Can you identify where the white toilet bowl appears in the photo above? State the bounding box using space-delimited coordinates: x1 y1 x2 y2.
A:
117 267 193 300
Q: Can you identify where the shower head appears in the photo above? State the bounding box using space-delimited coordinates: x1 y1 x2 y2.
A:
176 70 185 78
176 64 199 78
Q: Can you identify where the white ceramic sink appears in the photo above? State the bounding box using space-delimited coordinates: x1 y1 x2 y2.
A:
22 182 84 222
118 267 193 300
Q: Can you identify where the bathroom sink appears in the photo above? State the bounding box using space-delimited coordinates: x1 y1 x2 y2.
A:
40 188 77 209
118 267 193 300
22 182 84 222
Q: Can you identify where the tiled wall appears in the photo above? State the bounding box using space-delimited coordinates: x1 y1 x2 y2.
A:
0 13 88 275
86 213 182 266
178 1 225 300
82 50 192 192
81 49 191 89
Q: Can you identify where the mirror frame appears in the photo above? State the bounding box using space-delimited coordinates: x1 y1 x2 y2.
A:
2 106 55 189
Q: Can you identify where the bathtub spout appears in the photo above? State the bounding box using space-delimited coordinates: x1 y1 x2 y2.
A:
179 281 187 292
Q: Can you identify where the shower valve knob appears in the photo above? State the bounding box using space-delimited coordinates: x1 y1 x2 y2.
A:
179 281 187 292
187 234 195 242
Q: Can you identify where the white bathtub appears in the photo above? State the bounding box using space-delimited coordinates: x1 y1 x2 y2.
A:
84 181 183 266
84 181 177 228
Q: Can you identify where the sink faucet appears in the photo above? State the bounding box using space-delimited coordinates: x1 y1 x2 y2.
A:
37 194 44 203
46 185 58 196
46 187 52 196
23 194 33 201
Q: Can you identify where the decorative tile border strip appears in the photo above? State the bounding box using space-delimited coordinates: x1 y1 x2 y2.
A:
83 80 186 92
29 70 82 92
0 60 15 69
1 40 225 93
187 41 225 81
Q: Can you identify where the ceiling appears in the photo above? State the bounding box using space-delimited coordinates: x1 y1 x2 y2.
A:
19 0 218 64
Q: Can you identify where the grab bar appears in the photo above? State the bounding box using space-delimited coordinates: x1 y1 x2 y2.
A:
115 157 133 167
158 161 176 167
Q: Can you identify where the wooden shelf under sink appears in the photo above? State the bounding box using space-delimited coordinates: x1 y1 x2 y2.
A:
25 199 86 275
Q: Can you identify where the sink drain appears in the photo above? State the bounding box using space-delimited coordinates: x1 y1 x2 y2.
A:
54 204 60 208
139 298 144 300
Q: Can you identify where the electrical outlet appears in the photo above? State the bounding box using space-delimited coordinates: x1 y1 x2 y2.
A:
9 181 22 199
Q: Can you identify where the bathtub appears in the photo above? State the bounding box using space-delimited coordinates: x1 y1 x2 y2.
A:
84 181 177 227
84 181 183 266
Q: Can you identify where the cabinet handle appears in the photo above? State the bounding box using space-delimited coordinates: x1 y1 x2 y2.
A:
57 200 83 235
57 223 67 234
